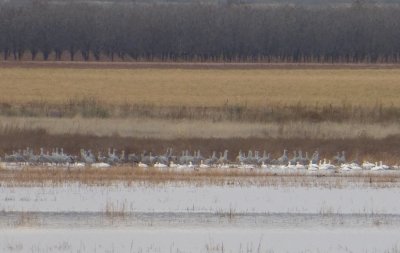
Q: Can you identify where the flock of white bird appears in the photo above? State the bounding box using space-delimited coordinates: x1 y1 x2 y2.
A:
0 147 398 172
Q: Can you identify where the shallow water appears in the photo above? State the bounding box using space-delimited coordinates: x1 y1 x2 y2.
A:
2 212 400 229
2 182 400 252
1 214 400 253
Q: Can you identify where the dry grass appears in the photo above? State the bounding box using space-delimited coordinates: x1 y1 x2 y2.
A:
1 116 400 139
1 67 400 108
1 166 400 187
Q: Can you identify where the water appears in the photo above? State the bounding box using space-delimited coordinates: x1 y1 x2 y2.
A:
2 211 400 229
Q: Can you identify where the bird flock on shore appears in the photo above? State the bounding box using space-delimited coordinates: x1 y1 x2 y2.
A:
0 147 398 171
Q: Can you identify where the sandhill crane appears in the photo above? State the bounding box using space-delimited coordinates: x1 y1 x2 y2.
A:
178 150 194 165
217 150 229 164
156 148 171 165
298 151 309 165
141 151 156 165
97 152 107 163
205 151 218 165
236 150 246 164
277 149 288 165
333 151 346 164
194 150 204 165
311 151 320 164
119 150 126 163
80 149 95 164
107 148 120 165
289 151 298 165
258 150 270 164
128 153 140 163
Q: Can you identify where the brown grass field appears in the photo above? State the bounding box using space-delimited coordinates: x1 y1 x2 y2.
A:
1 166 400 187
2 116 400 139
1 62 399 163
1 65 400 107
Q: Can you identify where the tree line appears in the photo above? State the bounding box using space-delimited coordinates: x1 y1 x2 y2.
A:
1 2 400 62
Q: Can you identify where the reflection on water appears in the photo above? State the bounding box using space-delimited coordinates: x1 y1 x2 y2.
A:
1 212 400 229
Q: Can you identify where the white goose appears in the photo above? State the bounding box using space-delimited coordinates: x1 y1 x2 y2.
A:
138 162 148 168
371 161 389 171
371 162 382 171
71 162 85 168
319 159 335 170
154 162 167 168
169 161 178 168
199 160 210 169
187 161 195 170
219 163 230 169
380 161 389 170
238 162 254 170
261 161 268 169
91 162 110 168
362 161 375 170
350 163 362 170
340 163 351 171
295 162 305 170
287 161 296 170
307 161 319 171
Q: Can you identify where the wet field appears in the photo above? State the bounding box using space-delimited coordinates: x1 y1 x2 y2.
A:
1 213 400 253
1 179 400 252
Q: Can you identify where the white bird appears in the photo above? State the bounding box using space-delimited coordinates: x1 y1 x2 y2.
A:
70 162 85 168
350 163 362 170
287 161 296 170
380 161 389 170
138 162 148 168
307 161 319 171
176 163 187 170
188 161 195 169
371 161 388 171
261 161 268 169
238 163 254 170
219 163 230 169
319 159 335 170
371 162 382 171
340 163 351 171
169 161 178 168
295 162 305 170
362 161 375 170
199 160 210 169
91 162 110 168
154 162 167 168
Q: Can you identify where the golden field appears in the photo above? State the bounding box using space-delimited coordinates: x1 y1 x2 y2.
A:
2 116 400 139
1 64 400 162
1 67 400 107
